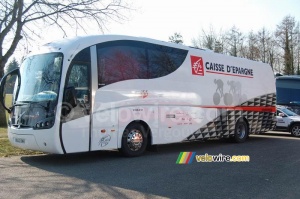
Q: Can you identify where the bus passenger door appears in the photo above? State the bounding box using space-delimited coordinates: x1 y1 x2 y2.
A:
61 49 91 153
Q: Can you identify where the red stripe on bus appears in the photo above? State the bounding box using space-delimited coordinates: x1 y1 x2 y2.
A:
197 106 276 113
206 71 254 78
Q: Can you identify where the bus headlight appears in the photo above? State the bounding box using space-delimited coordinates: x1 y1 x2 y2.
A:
34 118 54 129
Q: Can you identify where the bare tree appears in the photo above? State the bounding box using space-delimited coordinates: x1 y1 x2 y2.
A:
225 26 244 57
242 31 259 61
276 15 298 75
0 0 131 78
191 27 215 49
4 57 18 74
268 36 281 72
296 22 300 74
190 16 299 75
191 35 201 48
169 32 184 44
214 35 226 54
256 27 280 70
257 28 270 63
191 26 226 53
200 27 215 50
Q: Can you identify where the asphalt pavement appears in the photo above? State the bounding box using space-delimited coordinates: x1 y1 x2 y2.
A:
0 131 300 199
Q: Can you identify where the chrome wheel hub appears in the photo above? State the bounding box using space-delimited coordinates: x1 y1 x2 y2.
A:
127 129 143 151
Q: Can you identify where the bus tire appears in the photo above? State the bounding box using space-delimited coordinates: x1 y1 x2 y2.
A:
290 123 300 137
121 123 148 157
233 119 248 143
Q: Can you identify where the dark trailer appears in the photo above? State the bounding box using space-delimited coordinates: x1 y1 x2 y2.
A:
276 75 300 114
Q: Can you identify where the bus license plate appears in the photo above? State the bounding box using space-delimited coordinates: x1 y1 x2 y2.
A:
15 138 25 144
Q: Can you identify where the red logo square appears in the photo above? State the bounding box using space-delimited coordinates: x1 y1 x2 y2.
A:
190 56 204 76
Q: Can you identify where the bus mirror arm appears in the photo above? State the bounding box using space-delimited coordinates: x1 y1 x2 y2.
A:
64 86 77 108
0 68 20 113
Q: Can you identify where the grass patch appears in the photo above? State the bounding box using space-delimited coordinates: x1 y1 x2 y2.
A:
0 94 11 127
0 127 44 157
0 138 44 157
0 127 7 138
5 94 12 123
1 96 44 157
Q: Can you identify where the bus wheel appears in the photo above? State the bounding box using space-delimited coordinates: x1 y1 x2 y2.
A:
121 123 148 157
233 119 248 143
290 123 300 137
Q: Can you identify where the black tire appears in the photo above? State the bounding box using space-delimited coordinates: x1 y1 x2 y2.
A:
290 123 300 137
233 119 248 143
121 123 148 157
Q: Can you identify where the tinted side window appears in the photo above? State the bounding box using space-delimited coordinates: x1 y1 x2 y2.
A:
96 40 188 87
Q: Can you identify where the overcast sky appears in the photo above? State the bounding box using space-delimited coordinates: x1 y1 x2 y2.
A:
104 0 300 45
10 0 300 63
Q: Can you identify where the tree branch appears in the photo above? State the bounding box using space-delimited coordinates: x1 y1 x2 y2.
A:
0 0 131 73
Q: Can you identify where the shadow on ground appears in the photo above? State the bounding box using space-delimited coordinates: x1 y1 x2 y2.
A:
20 135 300 198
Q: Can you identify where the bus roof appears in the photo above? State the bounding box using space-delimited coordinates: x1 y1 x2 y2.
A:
26 34 272 68
29 35 189 57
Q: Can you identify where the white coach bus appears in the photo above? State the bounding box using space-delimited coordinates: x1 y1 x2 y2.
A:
0 35 276 156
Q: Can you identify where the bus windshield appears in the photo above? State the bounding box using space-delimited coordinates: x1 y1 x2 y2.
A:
17 53 63 102
7 53 63 129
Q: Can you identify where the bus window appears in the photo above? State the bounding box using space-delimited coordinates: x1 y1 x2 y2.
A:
63 48 91 121
96 40 187 87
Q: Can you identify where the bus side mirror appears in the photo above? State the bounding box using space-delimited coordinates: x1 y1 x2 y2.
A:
0 68 20 113
64 86 77 108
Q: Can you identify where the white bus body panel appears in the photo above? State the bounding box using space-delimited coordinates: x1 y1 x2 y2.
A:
5 35 276 154
90 48 275 148
118 106 159 147
61 116 90 153
91 107 119 151
8 124 63 154
156 106 212 145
